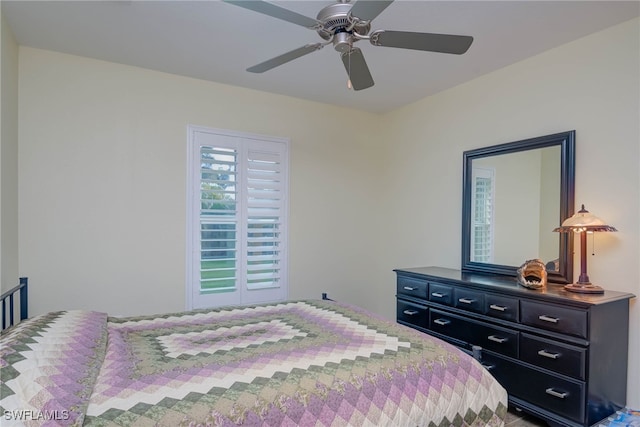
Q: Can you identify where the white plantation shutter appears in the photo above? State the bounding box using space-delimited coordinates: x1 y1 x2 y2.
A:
471 167 494 263
246 148 284 290
187 126 288 309
199 146 238 295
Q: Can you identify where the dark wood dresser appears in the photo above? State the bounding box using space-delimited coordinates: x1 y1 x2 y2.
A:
394 266 634 427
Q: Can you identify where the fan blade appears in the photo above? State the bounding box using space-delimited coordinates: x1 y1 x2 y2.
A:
341 47 374 91
223 0 320 29
247 44 324 73
370 30 473 54
349 0 394 22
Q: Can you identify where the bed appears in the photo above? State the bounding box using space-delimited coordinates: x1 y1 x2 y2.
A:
1 280 507 426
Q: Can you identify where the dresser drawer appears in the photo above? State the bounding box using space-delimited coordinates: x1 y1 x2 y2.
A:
473 323 518 358
429 309 470 343
482 352 585 424
397 300 428 329
428 282 453 305
429 309 518 358
397 276 428 299
523 373 585 423
521 301 588 339
520 333 586 380
485 294 519 322
454 288 484 313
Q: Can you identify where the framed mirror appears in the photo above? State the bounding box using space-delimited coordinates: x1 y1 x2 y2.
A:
461 131 575 284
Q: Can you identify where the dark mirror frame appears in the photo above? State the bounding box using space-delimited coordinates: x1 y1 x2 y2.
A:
461 130 575 284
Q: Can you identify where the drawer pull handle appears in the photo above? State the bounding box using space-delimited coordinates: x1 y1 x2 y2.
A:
431 292 445 298
403 309 418 316
459 298 475 304
488 335 507 344
545 388 568 399
403 286 416 291
539 315 560 323
434 318 451 326
538 349 561 359
489 304 507 312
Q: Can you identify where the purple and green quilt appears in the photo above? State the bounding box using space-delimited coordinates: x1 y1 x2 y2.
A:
1 300 507 426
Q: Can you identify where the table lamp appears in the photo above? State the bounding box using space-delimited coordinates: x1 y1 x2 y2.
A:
553 204 617 294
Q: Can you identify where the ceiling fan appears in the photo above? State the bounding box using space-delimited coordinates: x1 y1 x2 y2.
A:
223 0 473 90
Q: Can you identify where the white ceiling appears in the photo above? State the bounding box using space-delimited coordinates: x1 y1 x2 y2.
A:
3 1 638 113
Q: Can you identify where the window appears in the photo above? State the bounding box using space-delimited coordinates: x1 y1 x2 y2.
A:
471 167 494 263
187 126 289 309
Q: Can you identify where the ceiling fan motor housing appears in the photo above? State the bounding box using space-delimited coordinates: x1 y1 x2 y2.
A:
315 2 370 51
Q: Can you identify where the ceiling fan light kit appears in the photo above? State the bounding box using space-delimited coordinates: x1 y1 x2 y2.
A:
223 0 473 91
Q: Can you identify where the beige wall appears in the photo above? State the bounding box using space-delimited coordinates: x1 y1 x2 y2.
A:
1 11 20 290
10 17 639 405
382 17 639 405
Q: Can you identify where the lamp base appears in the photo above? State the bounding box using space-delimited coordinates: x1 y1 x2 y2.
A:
564 283 605 294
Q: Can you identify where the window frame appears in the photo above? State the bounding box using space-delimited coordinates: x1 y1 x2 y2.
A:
186 125 289 310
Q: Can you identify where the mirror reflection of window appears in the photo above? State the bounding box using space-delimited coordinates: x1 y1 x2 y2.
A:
471 147 560 267
471 167 495 263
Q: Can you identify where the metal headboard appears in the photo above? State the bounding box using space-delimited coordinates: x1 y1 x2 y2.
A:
1 277 28 330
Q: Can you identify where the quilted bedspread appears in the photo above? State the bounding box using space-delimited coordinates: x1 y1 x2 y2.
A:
1 300 507 426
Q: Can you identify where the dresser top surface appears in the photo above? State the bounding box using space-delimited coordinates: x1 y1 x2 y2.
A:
395 266 635 306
